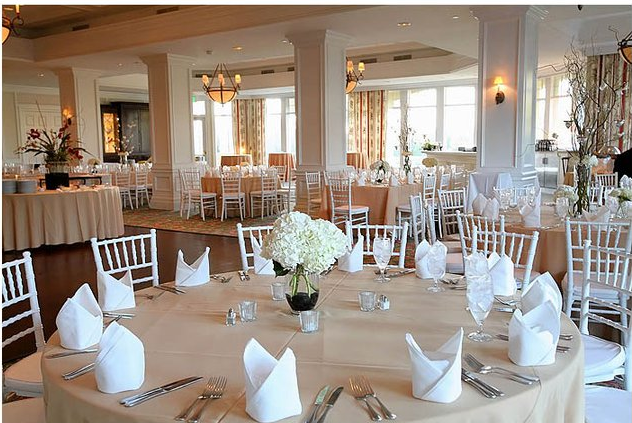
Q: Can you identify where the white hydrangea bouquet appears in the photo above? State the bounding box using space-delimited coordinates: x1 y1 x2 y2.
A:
261 212 348 312
553 185 579 203
608 188 632 217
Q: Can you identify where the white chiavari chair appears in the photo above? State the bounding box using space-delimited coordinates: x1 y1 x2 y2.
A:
220 172 246 221
277 167 295 213
451 168 468 190
305 171 322 218
271 165 287 184
425 202 437 244
345 221 409 269
115 170 134 209
236 223 274 272
563 218 632 317
2 252 45 398
250 172 279 219
179 168 218 220
438 188 467 237
408 194 426 248
90 229 159 286
329 176 369 227
594 172 619 190
581 242 631 391
130 169 151 208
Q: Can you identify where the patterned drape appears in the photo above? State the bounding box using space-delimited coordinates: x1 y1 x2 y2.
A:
232 99 266 165
586 53 632 151
347 90 386 164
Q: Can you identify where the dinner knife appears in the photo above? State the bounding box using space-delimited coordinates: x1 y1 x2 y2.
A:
103 311 135 319
462 370 504 397
120 376 203 407
155 285 185 295
316 386 343 423
461 370 496 398
46 348 98 359
388 269 415 278
305 385 329 423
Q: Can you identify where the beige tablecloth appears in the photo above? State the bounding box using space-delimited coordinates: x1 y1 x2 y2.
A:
320 183 423 224
201 176 280 218
267 153 295 181
221 155 253 167
347 152 369 170
42 270 583 423
2 186 124 251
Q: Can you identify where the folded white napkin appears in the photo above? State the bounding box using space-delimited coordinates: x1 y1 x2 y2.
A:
487 252 516 296
583 206 611 223
338 235 363 273
175 248 210 286
250 235 275 275
356 174 366 186
414 240 432 279
95 322 145 394
621 175 632 189
405 328 463 403
390 174 400 186
97 270 135 312
244 338 302 423
472 193 488 216
56 284 103 350
508 301 560 366
482 198 500 221
520 200 541 227
521 272 562 316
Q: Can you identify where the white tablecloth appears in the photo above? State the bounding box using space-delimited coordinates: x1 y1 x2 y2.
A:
467 171 513 211
42 270 583 423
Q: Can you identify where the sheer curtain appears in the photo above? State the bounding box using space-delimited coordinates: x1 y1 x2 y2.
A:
347 90 387 164
586 53 631 151
232 99 266 165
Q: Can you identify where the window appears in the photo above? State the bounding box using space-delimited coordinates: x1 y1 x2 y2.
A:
285 98 296 154
192 100 206 157
213 102 234 164
535 74 572 150
384 91 402 166
443 86 476 151
408 88 437 147
265 98 283 154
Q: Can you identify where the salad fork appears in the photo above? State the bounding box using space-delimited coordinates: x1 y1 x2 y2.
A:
358 376 396 420
175 377 216 421
187 376 226 423
464 353 539 384
348 377 382 421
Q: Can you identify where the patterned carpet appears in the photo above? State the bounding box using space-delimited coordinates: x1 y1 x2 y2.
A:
123 207 278 238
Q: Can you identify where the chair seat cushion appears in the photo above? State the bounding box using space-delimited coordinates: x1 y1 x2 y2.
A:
3 351 43 396
563 271 621 301
2 397 46 423
585 385 632 423
334 205 369 213
583 333 625 383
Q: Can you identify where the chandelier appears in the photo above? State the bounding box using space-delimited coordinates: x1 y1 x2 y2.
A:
2 5 23 44
345 58 365 94
618 30 632 65
202 64 241 104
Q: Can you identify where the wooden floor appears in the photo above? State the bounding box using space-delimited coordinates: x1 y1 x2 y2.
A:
2 227 241 362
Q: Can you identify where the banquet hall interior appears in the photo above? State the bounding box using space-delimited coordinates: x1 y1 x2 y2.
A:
2 3 632 423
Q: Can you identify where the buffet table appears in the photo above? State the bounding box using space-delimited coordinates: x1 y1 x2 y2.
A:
2 186 124 251
42 270 583 423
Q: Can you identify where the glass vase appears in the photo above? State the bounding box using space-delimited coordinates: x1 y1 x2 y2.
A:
285 265 320 315
574 163 591 216
45 161 69 174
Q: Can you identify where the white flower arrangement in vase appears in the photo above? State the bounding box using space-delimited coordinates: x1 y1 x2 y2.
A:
370 160 390 184
553 185 579 204
608 188 632 218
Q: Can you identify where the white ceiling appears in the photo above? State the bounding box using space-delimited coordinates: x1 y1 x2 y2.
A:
2 4 631 92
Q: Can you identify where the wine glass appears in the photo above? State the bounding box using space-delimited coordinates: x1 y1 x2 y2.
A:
373 237 393 283
466 274 494 342
427 248 446 293
555 197 570 220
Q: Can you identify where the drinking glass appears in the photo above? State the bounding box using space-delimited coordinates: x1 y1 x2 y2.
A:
373 237 393 282
466 274 494 342
271 282 285 301
238 300 257 322
358 291 377 311
555 197 569 219
299 310 320 333
427 249 446 293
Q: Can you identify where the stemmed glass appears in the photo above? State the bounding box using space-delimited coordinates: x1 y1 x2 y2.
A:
555 197 570 220
427 248 446 293
373 237 393 283
466 273 494 342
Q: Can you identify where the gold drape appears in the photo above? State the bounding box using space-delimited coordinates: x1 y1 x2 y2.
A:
232 99 266 165
347 90 387 164
586 53 632 151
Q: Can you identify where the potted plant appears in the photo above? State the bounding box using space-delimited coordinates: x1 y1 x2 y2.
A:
261 212 348 314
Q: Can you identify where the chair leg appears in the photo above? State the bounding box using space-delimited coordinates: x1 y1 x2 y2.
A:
200 198 205 221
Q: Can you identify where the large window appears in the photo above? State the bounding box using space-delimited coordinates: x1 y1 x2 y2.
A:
443 86 476 151
192 100 206 157
265 98 283 154
285 98 296 154
213 102 234 164
535 74 573 150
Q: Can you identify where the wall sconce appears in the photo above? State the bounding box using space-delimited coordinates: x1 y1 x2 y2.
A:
494 77 505 105
62 109 73 125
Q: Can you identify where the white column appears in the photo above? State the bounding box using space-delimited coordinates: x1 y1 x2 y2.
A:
56 68 103 163
471 6 547 186
141 54 196 210
286 30 350 171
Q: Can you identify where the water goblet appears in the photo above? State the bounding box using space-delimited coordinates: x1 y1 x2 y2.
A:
555 197 569 220
466 274 494 342
373 237 393 283
426 250 446 293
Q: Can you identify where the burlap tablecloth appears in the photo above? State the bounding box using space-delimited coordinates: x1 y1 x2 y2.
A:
267 153 295 181
42 270 583 423
2 186 124 251
319 183 423 225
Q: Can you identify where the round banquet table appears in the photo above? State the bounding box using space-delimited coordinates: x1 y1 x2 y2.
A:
42 270 583 423
2 186 124 251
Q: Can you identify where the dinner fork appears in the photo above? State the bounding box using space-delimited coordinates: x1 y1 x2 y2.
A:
358 376 396 420
175 377 216 421
348 377 382 421
187 376 226 423
464 353 539 384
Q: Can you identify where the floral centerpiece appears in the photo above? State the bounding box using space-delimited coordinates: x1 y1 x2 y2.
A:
608 188 632 218
115 137 134 164
261 212 348 313
421 135 439 151
553 185 579 204
397 114 415 177
370 160 390 184
17 117 85 170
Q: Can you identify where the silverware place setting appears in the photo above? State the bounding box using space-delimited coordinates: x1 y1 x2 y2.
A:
237 270 250 281
155 285 186 294
373 269 414 278
210 274 233 283
135 291 165 301
62 362 96 380
495 334 570 353
349 376 396 421
119 376 203 407
46 348 98 359
304 385 329 423
103 311 135 319
174 375 227 423
460 369 503 399
463 353 539 385
315 386 343 423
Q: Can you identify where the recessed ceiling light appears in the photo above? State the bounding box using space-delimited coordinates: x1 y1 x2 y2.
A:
233 46 243 51
117 63 123 67
38 73 44 77
452 15 459 20
397 22 412 28
281 38 290 44
205 49 213 55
